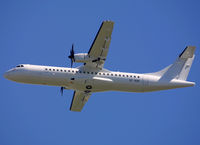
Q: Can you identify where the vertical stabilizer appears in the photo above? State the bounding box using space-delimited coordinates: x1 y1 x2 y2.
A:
149 46 196 81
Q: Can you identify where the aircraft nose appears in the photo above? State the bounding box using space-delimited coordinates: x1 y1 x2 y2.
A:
4 71 11 79
4 69 15 80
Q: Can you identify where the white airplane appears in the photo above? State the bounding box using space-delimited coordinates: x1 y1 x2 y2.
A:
4 21 196 112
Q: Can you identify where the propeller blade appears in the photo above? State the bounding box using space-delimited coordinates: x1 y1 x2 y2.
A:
70 58 73 68
68 44 75 68
60 87 64 96
71 44 74 56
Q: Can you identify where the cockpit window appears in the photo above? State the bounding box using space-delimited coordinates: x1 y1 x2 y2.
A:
16 65 24 67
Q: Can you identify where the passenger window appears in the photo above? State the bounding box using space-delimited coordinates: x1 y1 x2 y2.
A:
119 74 121 77
72 70 74 73
130 75 132 77
103 73 105 75
83 71 86 74
76 71 78 73
57 69 59 71
87 72 89 74
91 72 94 74
95 72 97 74
115 74 117 76
60 70 63 72
79 71 82 73
126 75 129 77
134 76 136 78
123 75 125 77
99 73 101 75
49 69 51 71
107 73 109 76
138 76 140 78
45 68 47 70
64 70 66 72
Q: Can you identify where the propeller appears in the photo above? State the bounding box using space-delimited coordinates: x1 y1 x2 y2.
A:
68 44 75 67
60 87 64 96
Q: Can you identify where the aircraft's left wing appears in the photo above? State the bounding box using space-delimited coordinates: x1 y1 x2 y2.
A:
70 90 91 112
85 21 114 69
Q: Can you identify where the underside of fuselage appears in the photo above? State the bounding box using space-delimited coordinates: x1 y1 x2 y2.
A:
4 65 194 93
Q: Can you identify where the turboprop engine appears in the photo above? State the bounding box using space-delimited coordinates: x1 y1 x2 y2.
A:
74 53 91 63
68 44 93 67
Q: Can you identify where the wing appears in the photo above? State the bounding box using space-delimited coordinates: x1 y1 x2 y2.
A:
70 90 91 112
85 20 114 69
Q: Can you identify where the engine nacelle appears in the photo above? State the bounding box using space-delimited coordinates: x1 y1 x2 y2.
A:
74 53 91 63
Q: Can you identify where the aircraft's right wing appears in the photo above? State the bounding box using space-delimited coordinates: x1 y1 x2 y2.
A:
70 90 91 112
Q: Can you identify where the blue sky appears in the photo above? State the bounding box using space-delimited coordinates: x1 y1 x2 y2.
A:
0 0 200 145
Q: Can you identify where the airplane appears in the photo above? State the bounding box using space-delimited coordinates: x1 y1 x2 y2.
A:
4 20 196 112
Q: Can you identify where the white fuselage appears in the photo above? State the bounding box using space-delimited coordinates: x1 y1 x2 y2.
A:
4 64 194 93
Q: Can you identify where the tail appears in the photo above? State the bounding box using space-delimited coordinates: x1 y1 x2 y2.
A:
149 46 196 81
